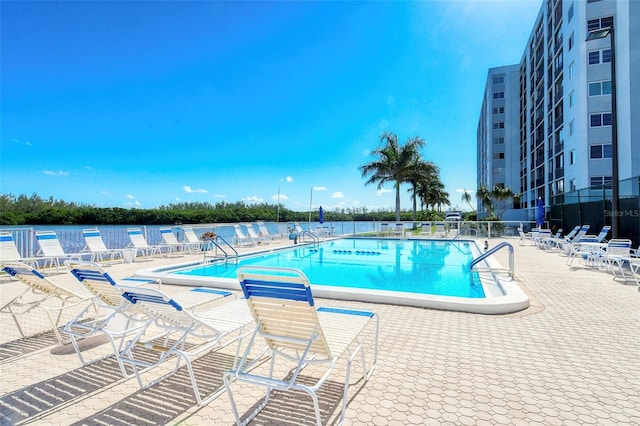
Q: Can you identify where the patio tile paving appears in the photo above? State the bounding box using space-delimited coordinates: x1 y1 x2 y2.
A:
0 237 638 425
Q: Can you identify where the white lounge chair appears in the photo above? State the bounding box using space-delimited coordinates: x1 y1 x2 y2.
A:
434 222 447 238
65 261 236 377
391 223 405 237
0 232 41 269
592 239 637 283
181 226 205 251
578 225 611 243
559 225 590 253
1 262 95 342
378 223 389 237
159 227 190 255
35 230 84 272
115 284 253 405
233 224 256 247
244 223 270 245
224 267 379 426
127 228 164 259
256 221 282 241
82 228 125 264
532 229 552 248
65 261 157 372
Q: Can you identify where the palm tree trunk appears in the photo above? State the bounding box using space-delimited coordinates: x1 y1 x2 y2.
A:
412 191 417 222
395 182 401 222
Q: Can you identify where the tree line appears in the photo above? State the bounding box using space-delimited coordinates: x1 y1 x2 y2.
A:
0 193 452 226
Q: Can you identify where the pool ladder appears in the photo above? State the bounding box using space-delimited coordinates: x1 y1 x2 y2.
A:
470 242 514 278
203 236 238 263
299 231 320 248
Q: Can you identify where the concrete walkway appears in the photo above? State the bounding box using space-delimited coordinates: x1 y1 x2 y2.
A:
1 237 638 425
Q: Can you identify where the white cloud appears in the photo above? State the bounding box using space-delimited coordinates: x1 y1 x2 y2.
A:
286 176 293 183
214 194 225 198
243 195 264 203
184 185 208 193
331 191 344 199
313 186 327 191
271 193 289 201
43 170 69 176
126 194 135 199
377 188 392 196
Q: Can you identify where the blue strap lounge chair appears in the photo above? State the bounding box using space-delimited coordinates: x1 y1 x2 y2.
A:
224 266 379 426
35 230 84 272
65 261 237 381
82 228 125 264
115 284 253 405
578 225 611 243
1 262 95 342
127 228 164 259
0 232 41 269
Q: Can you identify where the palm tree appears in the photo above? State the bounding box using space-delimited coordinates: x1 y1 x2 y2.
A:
359 132 426 221
407 160 439 221
491 185 514 218
461 188 475 211
476 184 493 217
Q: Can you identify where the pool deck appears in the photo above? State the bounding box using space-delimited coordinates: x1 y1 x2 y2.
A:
1 237 639 425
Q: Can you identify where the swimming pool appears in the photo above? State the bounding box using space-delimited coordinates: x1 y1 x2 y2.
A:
177 239 483 298
137 238 530 314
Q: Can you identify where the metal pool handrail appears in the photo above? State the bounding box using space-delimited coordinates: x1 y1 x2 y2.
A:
470 242 514 278
203 235 238 263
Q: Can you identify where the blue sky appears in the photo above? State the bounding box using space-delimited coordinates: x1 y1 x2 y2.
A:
1 0 541 213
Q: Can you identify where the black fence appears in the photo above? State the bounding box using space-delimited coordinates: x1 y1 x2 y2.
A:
550 177 640 247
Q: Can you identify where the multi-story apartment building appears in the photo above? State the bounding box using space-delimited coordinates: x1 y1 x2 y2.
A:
477 65 520 218
478 0 639 241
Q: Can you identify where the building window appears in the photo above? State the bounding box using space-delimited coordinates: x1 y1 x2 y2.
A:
590 176 612 188
493 91 505 99
569 179 576 191
587 16 613 32
590 113 612 127
493 106 504 114
568 32 574 51
493 122 505 129
493 137 505 144
569 90 575 107
568 62 575 79
590 144 612 159
569 150 575 165
568 3 574 22
588 49 612 65
493 152 505 159
569 120 575 135
588 80 612 96
493 167 505 175
492 76 504 84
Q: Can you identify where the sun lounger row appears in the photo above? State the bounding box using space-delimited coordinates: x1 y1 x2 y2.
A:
0 262 379 423
522 224 640 287
2 227 219 273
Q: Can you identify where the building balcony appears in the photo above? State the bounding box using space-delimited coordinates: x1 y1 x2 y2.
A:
554 116 563 129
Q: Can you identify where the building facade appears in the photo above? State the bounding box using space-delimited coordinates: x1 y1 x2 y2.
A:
478 0 639 239
477 65 520 218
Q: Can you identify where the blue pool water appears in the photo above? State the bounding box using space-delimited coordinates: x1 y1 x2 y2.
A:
176 238 485 298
